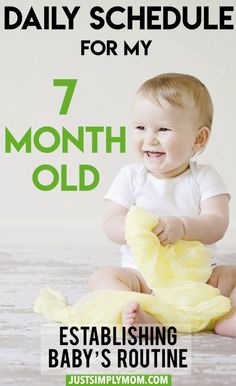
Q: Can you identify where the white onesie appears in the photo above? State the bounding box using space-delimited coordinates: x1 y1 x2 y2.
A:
105 161 230 269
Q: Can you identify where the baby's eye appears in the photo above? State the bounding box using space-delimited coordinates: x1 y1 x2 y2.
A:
159 127 170 132
136 126 145 131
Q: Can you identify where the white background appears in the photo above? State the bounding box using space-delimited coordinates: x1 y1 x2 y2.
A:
0 0 235 248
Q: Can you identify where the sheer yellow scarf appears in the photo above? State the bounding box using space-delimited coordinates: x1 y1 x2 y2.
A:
34 207 231 332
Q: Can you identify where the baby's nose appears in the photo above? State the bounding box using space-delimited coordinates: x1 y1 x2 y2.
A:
145 133 159 145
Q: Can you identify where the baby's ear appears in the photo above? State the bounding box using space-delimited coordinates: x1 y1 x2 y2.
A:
193 126 210 151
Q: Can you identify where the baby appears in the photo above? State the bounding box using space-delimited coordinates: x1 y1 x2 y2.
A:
89 73 236 337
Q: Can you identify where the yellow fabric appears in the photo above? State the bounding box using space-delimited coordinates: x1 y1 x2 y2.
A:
34 207 231 332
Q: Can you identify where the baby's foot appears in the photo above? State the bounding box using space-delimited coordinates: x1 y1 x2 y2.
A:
214 308 236 337
122 301 158 327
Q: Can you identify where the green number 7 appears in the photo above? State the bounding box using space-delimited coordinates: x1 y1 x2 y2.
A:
53 79 77 115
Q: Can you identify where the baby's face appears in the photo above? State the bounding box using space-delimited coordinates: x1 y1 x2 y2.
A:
132 94 201 179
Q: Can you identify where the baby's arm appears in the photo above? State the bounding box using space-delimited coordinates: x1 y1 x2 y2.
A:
103 200 128 244
155 194 229 245
181 194 229 244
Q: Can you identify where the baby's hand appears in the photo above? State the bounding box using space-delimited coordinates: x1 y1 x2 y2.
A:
153 216 185 246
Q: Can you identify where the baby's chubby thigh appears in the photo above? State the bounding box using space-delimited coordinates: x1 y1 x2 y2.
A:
207 264 236 300
208 264 236 337
88 266 151 294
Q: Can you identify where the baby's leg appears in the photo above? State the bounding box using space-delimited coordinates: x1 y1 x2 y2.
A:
88 267 158 327
207 265 236 337
88 266 151 292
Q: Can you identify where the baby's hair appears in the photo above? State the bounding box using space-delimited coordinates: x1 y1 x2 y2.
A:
137 73 213 129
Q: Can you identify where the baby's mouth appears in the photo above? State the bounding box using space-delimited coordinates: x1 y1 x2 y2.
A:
145 151 165 158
